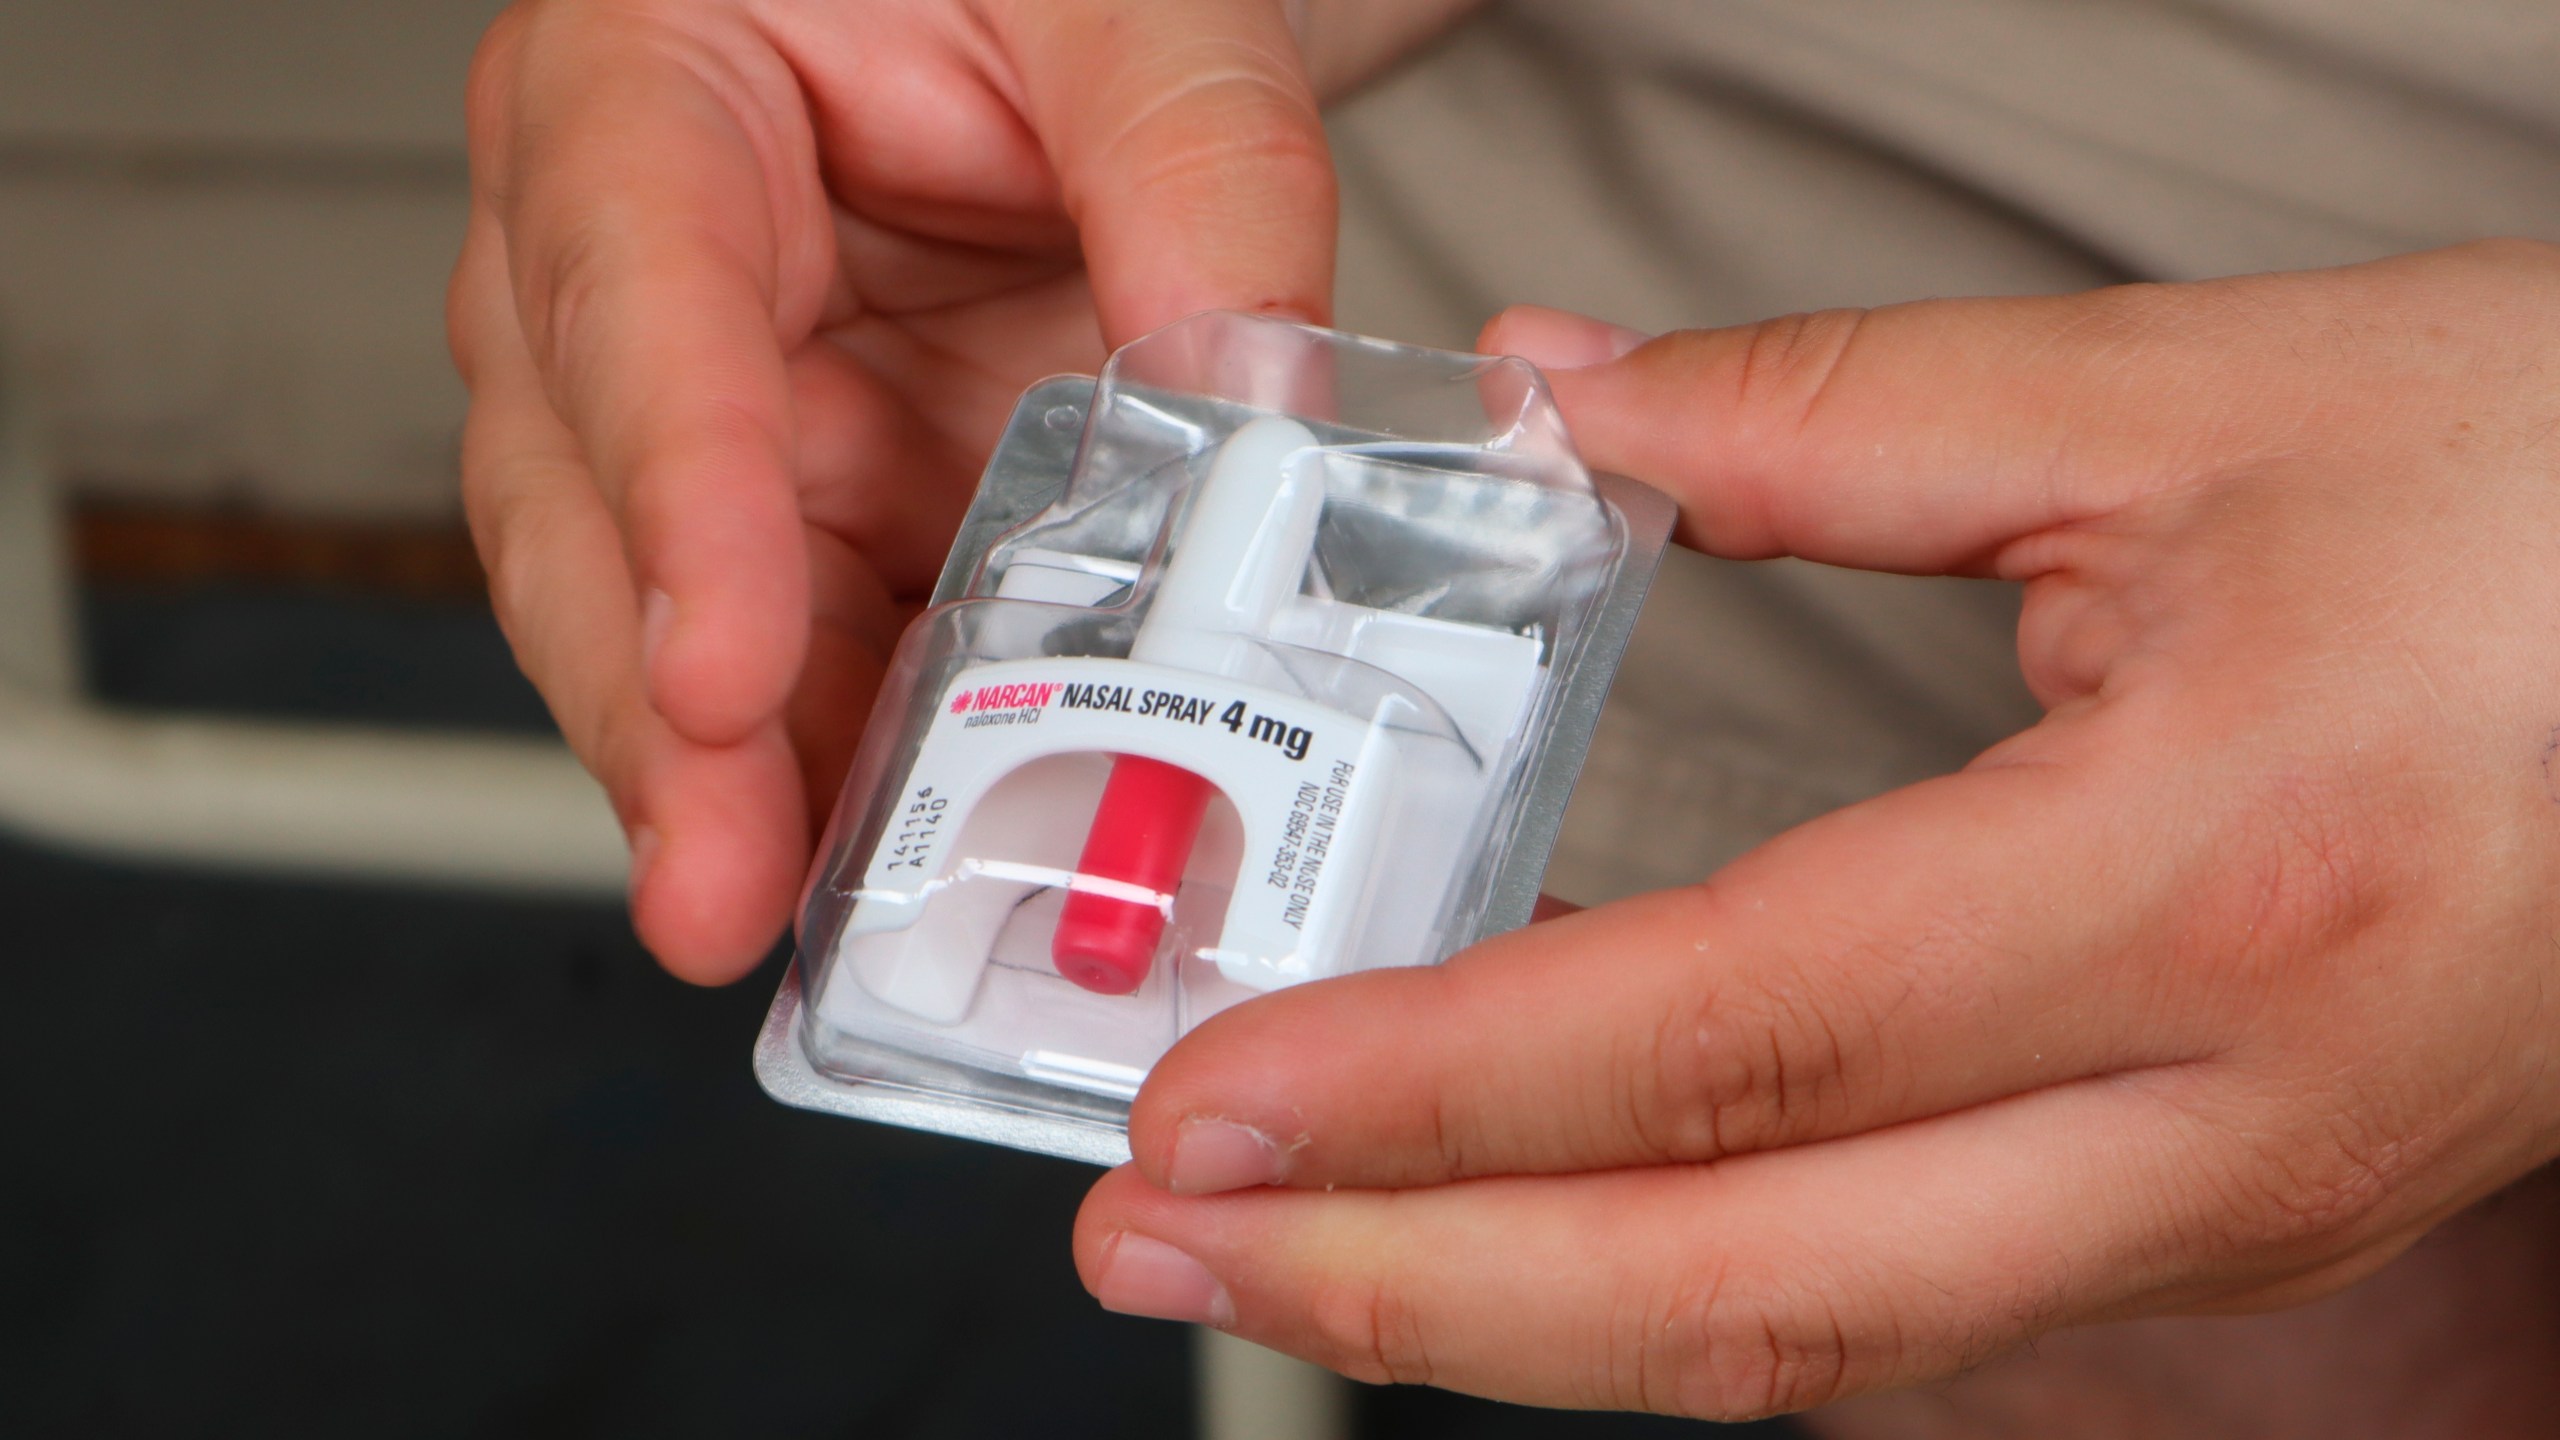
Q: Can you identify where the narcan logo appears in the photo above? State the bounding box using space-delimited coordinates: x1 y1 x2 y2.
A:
950 680 1061 717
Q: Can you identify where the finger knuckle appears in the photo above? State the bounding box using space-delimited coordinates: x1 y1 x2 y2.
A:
2182 1086 2423 1262
2204 1141 2392 1261
1420 1074 1473 1178
553 656 647 813
1722 308 1875 448
462 490 623 788
472 502 551 663
468 489 541 641
520 214 615 396
2197 769 2401 985
1632 977 1757 1162
1301 1272 1438 1388
1102 65 1335 205
1651 983 1818 1161
1142 115 1335 213
1644 1261 1856 1419
1645 909 1880 1162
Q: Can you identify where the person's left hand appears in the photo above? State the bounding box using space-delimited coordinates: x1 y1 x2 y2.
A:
1072 241 2560 1419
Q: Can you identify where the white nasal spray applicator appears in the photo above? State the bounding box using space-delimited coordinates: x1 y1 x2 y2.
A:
1048 416 1322 994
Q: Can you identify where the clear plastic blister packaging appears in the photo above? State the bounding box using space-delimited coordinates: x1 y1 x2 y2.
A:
755 312 1674 1163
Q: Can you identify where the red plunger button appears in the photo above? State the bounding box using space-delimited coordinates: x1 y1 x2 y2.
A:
1052 756 1216 994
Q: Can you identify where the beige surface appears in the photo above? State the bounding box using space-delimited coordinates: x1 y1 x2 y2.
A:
0 0 495 150
1324 0 2560 897
0 0 491 519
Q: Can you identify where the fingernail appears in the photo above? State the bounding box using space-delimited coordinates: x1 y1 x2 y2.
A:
1094 1233 1235 1328
1499 305 1652 371
1167 1119 1288 1195
641 588 675 675
627 824 661 899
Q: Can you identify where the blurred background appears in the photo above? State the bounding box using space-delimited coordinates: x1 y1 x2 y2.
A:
0 2 1792 1434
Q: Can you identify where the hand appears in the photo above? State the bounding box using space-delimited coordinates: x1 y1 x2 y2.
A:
449 0 1347 980
1075 241 2560 1418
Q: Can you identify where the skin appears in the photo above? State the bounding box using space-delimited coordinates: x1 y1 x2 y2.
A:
451 0 2560 1424
1079 244 2560 1418
1811 1164 2560 1437
450 0 1471 982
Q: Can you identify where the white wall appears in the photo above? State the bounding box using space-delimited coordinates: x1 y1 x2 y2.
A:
0 1 501 519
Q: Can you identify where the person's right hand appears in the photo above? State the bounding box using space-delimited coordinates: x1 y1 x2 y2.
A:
449 0 1357 981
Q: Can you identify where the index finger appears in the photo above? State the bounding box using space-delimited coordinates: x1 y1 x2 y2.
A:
471 4 826 746
988 0 1337 338
1127 723 2211 1195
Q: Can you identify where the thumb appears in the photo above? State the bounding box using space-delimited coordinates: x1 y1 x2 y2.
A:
991 0 1335 342
1483 291 2267 575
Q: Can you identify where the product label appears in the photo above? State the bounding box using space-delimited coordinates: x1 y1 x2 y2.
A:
867 657 1389 980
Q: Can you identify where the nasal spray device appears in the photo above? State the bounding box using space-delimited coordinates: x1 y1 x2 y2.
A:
755 312 1674 1164
1050 417 1324 996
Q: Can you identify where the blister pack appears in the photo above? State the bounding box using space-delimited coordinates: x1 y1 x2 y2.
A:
755 312 1673 1162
